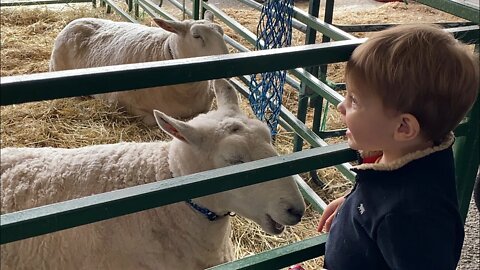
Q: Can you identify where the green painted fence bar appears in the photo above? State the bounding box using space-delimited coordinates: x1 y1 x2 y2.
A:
447 25 480 44
292 5 357 41
202 1 260 46
166 0 193 19
290 67 347 105
0 39 361 106
138 0 178 21
102 0 137 22
193 0 200 20
209 234 328 270
454 99 480 222
1 143 356 244
416 0 479 24
0 0 92 6
293 174 329 213
233 0 307 32
334 22 476 33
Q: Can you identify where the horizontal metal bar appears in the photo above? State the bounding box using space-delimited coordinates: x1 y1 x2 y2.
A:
290 66 349 106
0 0 91 6
446 25 480 44
166 0 192 18
416 0 479 24
334 22 476 33
208 235 328 270
237 0 355 41
138 0 178 21
103 0 138 23
1 39 361 106
319 129 346 139
293 165 328 213
235 0 307 32
292 6 357 41
202 1 260 46
1 143 356 244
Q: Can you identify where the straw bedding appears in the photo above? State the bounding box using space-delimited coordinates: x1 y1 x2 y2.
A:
0 2 463 268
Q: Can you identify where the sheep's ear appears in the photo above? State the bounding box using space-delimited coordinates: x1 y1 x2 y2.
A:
214 79 240 112
154 110 200 144
153 18 187 35
204 10 214 22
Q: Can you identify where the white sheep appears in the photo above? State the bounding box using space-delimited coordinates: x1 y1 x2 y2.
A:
0 79 306 270
49 12 229 125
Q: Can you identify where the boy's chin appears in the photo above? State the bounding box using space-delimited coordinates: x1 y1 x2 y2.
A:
346 140 360 150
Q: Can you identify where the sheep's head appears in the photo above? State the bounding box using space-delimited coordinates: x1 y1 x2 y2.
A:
153 79 305 235
152 11 229 59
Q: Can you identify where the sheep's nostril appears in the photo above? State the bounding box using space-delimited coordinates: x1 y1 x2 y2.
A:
287 207 304 222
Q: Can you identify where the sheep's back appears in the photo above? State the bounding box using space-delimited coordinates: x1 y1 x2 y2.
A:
49 18 215 123
0 142 234 269
0 142 171 214
50 18 169 71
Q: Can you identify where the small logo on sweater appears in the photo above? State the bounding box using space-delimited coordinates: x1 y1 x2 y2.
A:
357 203 365 215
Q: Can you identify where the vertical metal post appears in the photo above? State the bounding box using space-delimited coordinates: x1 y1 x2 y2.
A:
193 0 200 20
92 0 97 8
305 0 322 135
293 94 309 151
201 0 207 19
314 0 335 136
454 94 480 223
293 0 322 152
128 0 133 12
311 96 323 135
134 0 139 18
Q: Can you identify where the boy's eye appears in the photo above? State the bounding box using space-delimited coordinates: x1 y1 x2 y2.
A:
351 96 357 104
347 93 357 104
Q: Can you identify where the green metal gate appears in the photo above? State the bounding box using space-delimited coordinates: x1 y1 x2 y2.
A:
1 0 479 268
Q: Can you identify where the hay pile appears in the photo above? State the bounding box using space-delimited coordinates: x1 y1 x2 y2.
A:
0 2 464 268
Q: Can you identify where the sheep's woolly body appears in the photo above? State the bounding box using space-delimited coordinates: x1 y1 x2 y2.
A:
49 18 228 124
1 142 233 270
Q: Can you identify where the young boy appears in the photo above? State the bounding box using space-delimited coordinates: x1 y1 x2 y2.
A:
317 24 479 269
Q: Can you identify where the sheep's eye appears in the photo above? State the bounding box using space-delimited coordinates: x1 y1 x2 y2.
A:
192 34 201 39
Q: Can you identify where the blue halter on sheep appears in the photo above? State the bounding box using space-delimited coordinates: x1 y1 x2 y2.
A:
249 0 294 136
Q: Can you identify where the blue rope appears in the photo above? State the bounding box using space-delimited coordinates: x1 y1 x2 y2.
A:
186 199 219 221
249 0 294 136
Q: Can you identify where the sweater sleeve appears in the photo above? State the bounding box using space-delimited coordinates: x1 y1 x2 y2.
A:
375 211 463 270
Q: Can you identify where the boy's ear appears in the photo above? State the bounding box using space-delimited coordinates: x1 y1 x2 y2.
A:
394 113 420 142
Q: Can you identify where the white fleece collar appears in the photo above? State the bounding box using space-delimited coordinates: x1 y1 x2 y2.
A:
353 132 455 171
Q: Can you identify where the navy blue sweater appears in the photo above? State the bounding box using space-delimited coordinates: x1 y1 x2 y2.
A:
324 142 464 270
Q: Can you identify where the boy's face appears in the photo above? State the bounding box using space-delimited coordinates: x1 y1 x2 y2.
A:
337 76 399 152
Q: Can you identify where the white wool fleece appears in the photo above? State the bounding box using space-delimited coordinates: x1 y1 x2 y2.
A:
1 141 234 270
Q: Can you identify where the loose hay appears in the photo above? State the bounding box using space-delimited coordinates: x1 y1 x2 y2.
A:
0 2 464 269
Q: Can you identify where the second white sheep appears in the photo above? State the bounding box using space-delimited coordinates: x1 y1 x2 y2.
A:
49 12 229 124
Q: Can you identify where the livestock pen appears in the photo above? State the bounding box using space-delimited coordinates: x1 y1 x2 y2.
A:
1 0 479 269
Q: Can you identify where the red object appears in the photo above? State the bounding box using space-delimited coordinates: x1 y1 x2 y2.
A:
288 264 306 270
362 153 382 164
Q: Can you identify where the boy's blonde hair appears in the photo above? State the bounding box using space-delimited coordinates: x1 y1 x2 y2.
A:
346 24 479 142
